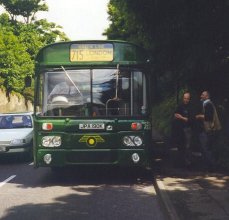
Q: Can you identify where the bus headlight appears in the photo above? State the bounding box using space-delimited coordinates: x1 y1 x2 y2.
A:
123 136 134 146
133 136 143 146
42 136 61 147
123 136 143 147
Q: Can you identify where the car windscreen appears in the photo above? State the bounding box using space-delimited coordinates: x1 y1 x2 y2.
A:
0 115 32 129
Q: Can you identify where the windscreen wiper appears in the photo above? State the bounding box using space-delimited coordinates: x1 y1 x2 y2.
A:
60 66 83 97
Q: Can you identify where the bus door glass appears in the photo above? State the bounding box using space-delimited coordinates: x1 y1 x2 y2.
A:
92 69 131 116
92 69 147 117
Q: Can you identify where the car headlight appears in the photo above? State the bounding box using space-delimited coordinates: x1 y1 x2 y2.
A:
42 136 61 147
10 139 26 145
133 136 143 146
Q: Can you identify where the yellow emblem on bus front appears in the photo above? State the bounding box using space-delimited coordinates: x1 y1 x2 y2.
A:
79 135 105 147
70 43 113 62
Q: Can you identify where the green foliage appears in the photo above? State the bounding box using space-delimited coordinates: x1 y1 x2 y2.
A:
0 0 48 23
0 2 69 101
16 24 44 59
0 12 13 30
33 19 69 44
104 0 147 46
0 29 34 93
105 0 229 100
151 95 177 137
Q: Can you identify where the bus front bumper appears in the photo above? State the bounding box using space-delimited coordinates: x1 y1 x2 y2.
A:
34 149 150 168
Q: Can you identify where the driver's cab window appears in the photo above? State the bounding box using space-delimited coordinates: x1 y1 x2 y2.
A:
44 70 90 116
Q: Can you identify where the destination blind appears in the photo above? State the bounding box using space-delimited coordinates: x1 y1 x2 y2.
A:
70 43 113 62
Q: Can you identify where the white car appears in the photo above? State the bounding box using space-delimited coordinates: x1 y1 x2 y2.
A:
0 112 33 160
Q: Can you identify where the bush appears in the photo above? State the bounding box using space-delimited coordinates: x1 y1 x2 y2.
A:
151 95 177 137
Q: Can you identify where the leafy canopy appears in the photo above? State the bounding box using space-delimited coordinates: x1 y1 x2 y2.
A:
0 1 69 100
105 0 229 99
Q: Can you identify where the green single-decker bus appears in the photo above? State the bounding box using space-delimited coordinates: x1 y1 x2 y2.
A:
33 40 153 169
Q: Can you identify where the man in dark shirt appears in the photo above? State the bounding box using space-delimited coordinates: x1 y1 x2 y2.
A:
172 92 193 167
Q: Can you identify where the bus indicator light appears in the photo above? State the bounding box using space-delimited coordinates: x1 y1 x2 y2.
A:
42 123 53 131
44 154 52 164
131 123 142 130
132 153 140 163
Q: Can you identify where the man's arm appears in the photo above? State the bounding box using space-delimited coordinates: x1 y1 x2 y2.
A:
195 103 214 121
174 113 188 122
195 114 204 120
174 105 188 122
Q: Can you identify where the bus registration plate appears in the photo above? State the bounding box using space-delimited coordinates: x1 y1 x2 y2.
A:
79 123 105 130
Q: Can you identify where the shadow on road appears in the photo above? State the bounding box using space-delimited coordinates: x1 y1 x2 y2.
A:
0 166 164 220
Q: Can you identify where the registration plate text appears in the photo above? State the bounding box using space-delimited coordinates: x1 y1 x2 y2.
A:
79 123 105 130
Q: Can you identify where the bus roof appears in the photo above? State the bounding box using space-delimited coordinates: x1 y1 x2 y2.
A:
35 40 149 68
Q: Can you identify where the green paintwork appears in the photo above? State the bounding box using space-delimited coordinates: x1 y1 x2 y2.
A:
35 40 149 69
33 118 152 167
33 40 153 168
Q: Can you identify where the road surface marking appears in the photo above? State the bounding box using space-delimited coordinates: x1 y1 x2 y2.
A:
0 175 16 188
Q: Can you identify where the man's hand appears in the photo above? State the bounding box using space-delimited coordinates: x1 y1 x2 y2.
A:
195 114 204 120
174 113 188 122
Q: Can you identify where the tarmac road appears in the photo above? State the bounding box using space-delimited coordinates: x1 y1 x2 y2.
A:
0 156 166 220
